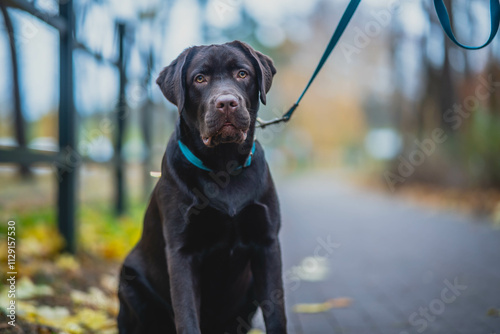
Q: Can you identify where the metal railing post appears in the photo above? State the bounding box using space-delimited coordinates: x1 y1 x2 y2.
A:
115 22 127 215
57 0 77 253
0 3 29 176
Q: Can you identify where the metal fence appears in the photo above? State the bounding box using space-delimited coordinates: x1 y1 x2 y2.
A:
0 0 138 252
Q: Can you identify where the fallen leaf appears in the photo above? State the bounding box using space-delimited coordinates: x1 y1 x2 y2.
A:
17 277 53 299
100 274 118 293
70 286 119 316
487 308 500 317
71 308 115 331
248 330 265 334
293 297 353 314
18 225 65 258
291 256 330 282
36 306 70 321
327 297 353 308
55 254 81 272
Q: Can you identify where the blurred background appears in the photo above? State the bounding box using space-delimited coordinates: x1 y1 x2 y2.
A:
1 0 500 333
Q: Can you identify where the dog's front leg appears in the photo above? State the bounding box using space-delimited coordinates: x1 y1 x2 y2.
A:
251 240 287 334
166 246 201 334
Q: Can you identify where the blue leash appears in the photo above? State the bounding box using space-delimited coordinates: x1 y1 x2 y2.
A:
256 0 500 129
256 0 362 128
434 0 500 50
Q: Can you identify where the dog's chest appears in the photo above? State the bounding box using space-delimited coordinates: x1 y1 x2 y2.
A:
182 203 272 254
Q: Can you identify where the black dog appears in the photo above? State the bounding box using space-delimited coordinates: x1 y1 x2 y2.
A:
117 41 287 334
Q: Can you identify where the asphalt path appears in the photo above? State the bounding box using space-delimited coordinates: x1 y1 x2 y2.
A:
257 172 500 334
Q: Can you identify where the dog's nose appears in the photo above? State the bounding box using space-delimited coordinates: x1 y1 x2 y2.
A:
215 95 238 113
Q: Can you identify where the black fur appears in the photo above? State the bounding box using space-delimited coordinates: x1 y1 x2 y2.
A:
118 41 286 334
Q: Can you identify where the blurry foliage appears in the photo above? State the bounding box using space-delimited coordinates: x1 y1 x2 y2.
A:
0 200 144 333
464 109 500 186
2 0 499 187
33 112 58 139
373 0 500 188
78 202 143 260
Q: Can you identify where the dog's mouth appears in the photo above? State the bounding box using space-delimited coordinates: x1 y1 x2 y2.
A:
202 122 248 147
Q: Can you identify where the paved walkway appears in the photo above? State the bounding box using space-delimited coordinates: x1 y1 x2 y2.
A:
264 172 500 334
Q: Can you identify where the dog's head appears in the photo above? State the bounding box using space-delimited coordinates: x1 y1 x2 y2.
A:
156 41 276 147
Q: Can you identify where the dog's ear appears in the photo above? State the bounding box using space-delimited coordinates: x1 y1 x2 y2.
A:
231 41 277 105
156 48 191 113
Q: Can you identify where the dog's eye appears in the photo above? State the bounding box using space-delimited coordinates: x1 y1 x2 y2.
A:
195 75 205 83
238 71 248 79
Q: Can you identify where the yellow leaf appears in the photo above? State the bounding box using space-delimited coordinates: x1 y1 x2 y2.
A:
100 274 118 293
487 308 500 317
293 297 353 314
19 225 65 258
36 306 70 321
70 287 119 316
55 254 81 272
71 308 114 331
248 330 265 334
17 277 53 299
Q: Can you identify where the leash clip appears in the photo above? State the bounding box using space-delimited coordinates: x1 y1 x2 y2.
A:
256 103 298 129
